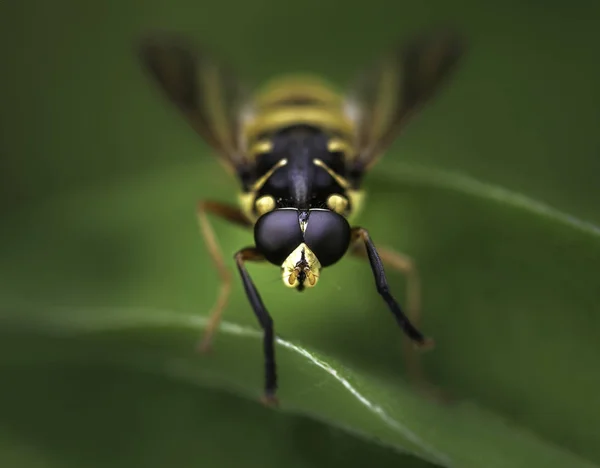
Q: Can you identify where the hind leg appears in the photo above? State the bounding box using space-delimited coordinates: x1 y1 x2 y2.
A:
196 200 252 352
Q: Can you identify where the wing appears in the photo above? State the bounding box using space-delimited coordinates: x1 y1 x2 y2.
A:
138 33 255 177
344 29 466 173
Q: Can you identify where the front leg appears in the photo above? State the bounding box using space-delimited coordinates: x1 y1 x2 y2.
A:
349 237 426 375
351 227 433 347
350 227 445 400
234 247 279 406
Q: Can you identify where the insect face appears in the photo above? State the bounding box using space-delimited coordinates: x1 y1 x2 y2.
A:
138 28 465 404
254 208 351 291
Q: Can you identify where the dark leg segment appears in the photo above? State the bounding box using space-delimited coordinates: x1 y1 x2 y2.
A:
197 200 252 352
351 227 433 349
234 247 279 406
350 235 447 400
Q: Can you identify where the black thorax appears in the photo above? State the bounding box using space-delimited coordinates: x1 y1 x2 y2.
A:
253 126 348 210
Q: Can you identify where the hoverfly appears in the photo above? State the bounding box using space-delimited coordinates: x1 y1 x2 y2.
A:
138 30 465 405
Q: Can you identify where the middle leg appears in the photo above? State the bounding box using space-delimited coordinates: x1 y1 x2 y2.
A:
196 200 252 352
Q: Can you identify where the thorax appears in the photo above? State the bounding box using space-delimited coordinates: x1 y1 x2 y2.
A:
239 126 364 223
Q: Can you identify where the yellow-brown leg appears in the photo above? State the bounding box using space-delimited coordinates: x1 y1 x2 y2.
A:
196 200 252 352
350 239 447 401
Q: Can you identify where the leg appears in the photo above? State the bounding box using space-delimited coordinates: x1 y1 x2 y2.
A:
197 200 252 352
234 247 279 406
351 227 432 347
349 238 425 375
350 227 444 399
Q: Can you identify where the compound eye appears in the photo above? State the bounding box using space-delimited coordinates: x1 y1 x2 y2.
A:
254 209 304 265
303 209 351 267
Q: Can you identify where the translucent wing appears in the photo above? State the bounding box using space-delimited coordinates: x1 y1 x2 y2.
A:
344 29 466 172
138 33 254 174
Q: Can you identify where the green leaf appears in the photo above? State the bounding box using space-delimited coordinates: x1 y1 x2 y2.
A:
2 0 600 466
1 160 599 468
0 322 435 468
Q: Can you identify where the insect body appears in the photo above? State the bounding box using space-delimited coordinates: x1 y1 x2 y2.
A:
138 30 465 405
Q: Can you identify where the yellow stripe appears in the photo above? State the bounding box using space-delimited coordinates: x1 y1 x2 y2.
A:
244 107 355 142
241 74 358 160
255 74 344 108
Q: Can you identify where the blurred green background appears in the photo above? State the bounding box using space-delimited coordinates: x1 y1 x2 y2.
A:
1 0 600 467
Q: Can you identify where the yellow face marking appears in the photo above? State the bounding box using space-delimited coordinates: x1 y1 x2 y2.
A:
287 268 298 286
326 194 349 214
281 243 322 289
255 195 276 216
299 217 308 233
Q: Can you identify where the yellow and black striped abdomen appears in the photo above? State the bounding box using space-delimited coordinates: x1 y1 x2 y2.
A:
243 75 357 161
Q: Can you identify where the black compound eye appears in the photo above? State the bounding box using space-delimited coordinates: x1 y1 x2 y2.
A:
254 209 304 265
303 209 351 267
